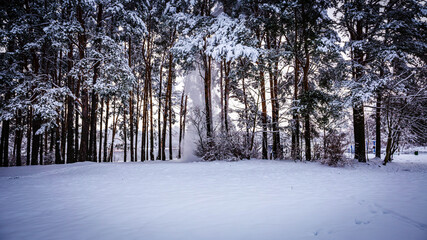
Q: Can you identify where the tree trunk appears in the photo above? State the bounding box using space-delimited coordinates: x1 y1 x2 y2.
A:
109 99 118 162
103 98 109 162
383 131 392 165
169 88 172 160
149 65 154 161
141 79 147 161
1 90 11 167
269 64 281 159
243 81 250 146
66 41 75 164
55 120 61 164
74 91 80 162
80 94 89 162
89 90 98 163
77 1 88 163
352 56 366 162
182 95 188 152
56 50 64 164
124 113 127 162
266 33 281 160
273 67 281 159
74 108 79 162
353 104 366 162
178 91 185 159
1 120 10 167
15 110 23 166
98 98 103 162
39 130 44 165
31 52 40 166
31 118 40 165
220 61 224 132
375 90 382 158
135 86 140 162
291 8 301 160
224 60 231 133
26 107 32 165
157 63 163 160
204 54 213 138
49 128 54 153
89 3 102 162
348 8 366 163
303 49 311 161
61 107 66 163
128 37 134 162
44 131 48 157
135 81 140 162
161 54 173 160
259 69 268 159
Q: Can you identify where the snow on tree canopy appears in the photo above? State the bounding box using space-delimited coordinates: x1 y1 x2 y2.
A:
205 13 259 62
172 13 258 63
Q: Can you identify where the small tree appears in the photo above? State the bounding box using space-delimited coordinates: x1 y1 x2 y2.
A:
323 131 348 167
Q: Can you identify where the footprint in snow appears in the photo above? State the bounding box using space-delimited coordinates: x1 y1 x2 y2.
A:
374 203 427 231
355 219 371 225
313 229 322 236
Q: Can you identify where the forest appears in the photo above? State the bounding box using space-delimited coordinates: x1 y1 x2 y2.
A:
0 0 426 167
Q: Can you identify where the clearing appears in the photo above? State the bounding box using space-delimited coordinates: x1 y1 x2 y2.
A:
0 155 426 240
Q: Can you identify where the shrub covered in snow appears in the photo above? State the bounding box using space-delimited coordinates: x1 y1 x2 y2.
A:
195 133 250 161
321 131 348 167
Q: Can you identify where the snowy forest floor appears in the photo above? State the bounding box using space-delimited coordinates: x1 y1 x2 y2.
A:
1 154 426 240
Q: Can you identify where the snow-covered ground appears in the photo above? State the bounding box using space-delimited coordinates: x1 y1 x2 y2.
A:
1 154 426 240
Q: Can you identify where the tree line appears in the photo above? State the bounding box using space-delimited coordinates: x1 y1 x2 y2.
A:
0 0 425 167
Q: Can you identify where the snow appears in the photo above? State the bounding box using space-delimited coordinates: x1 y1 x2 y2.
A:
1 155 427 240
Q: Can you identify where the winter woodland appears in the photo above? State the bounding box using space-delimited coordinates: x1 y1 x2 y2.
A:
0 0 425 166
1 1 427 240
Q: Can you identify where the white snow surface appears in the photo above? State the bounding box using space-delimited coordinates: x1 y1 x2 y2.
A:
1 155 427 240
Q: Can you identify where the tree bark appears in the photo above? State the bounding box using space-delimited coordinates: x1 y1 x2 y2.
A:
259 69 268 159
141 76 147 161
31 118 40 165
161 53 173 160
220 61 224 132
266 33 281 160
31 52 40 166
291 9 301 160
169 87 172 160
242 74 250 147
89 3 102 162
135 82 140 162
178 91 185 159
66 40 75 164
1 120 10 167
55 119 61 164
61 107 66 163
26 107 32 165
204 54 213 138
124 113 127 162
353 103 366 162
348 5 366 163
103 98 109 162
302 45 311 161
223 60 231 133
39 130 44 165
98 98 103 162
157 62 163 160
109 98 118 162
128 37 134 162
77 0 89 163
15 110 23 166
375 90 382 158
149 64 154 161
